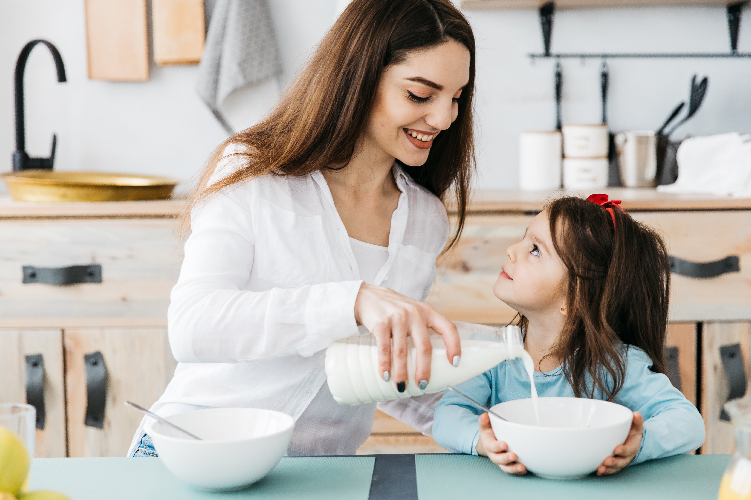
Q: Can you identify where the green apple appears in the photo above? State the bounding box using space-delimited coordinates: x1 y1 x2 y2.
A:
18 492 70 500
0 426 30 495
0 491 18 500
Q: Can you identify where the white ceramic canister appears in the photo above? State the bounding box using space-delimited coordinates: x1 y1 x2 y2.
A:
325 322 525 405
562 157 609 190
562 124 609 159
519 130 562 191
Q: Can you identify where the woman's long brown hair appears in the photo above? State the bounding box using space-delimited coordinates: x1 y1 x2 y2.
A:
178 0 476 248
518 196 671 401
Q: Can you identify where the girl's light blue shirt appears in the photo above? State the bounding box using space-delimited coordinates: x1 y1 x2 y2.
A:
433 346 705 465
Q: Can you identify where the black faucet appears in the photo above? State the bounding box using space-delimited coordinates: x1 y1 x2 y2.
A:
13 39 66 172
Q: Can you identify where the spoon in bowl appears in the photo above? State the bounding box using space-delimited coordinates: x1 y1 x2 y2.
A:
447 387 507 422
125 401 202 440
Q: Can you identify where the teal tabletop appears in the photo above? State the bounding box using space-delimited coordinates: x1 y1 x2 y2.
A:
28 453 729 500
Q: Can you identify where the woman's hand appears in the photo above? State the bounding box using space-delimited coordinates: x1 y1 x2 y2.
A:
476 413 527 475
596 411 644 476
353 283 461 392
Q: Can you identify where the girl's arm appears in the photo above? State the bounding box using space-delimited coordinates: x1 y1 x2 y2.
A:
432 373 493 455
168 189 363 363
614 347 706 465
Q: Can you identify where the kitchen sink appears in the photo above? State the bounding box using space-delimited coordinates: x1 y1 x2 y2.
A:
1 171 178 202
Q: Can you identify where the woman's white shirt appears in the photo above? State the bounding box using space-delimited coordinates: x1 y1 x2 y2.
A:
127 144 449 455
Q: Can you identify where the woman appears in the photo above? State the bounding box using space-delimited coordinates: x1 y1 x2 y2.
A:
129 0 476 457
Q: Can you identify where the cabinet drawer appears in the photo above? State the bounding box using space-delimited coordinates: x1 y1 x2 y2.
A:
427 211 751 324
634 211 751 322
0 219 182 322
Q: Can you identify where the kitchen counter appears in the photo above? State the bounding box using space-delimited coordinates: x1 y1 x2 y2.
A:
2 188 750 219
28 454 728 500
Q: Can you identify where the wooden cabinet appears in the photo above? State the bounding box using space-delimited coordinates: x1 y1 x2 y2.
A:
0 198 183 457
2 190 750 457
0 329 66 457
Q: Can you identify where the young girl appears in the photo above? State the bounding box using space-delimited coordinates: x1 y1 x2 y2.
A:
433 194 706 476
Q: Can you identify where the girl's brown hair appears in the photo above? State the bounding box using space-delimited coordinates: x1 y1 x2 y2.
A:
519 196 671 401
179 0 476 248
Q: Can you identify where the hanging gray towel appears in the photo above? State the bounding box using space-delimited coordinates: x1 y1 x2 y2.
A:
197 0 283 134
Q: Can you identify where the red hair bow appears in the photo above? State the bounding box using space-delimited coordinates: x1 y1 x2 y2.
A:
587 194 624 228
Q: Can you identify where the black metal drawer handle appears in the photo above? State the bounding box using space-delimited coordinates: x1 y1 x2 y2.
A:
84 351 108 429
665 346 682 392
25 354 45 430
669 255 739 279
720 343 747 421
23 264 102 286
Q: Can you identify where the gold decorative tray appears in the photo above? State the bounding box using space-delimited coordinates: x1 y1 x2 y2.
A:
1 171 178 202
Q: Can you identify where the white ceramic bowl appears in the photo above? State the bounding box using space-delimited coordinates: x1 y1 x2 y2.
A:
145 407 294 491
489 397 633 480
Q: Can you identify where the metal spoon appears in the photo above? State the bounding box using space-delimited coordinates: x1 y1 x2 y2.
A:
125 401 202 440
447 386 507 422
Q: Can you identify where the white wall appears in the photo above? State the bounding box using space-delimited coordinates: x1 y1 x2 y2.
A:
1 1 750 194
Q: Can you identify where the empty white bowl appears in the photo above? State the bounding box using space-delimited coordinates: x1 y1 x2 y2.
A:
489 397 633 480
144 407 295 491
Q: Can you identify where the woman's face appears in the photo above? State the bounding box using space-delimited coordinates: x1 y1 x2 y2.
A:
493 211 568 318
363 40 471 167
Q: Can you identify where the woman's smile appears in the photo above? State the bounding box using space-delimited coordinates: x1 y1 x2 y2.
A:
403 128 438 149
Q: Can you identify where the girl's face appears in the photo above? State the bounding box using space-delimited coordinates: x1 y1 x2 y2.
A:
362 40 470 167
494 211 568 317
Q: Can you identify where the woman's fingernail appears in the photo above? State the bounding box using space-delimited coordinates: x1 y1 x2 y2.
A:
397 381 406 393
419 380 428 390
383 371 390 382
453 355 461 367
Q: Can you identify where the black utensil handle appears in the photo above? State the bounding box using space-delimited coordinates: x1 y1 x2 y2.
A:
669 255 739 279
25 354 46 430
720 344 746 421
665 346 682 392
23 264 102 286
600 61 608 124
554 61 562 130
84 351 107 429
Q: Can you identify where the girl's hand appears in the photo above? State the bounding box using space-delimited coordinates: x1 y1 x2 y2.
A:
476 413 527 475
596 411 644 476
354 283 461 392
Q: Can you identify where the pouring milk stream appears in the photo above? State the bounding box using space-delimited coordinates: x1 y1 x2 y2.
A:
325 322 540 424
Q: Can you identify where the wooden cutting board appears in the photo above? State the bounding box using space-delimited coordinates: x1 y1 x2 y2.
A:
84 0 149 81
153 0 205 66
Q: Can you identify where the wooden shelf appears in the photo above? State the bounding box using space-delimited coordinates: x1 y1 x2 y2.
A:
462 0 738 9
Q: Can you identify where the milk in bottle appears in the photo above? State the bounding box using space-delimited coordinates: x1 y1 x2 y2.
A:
325 322 530 406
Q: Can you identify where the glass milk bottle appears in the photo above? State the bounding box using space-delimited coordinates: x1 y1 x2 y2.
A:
719 397 751 500
325 322 526 405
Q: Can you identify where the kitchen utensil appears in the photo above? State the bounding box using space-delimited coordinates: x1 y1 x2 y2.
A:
656 101 685 136
488 397 632 480
84 0 149 81
562 124 609 158
554 61 562 130
447 386 507 422
145 407 294 491
153 0 205 66
666 75 709 137
563 157 609 189
600 61 620 186
615 130 657 188
518 130 561 190
125 401 202 440
0 171 177 202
